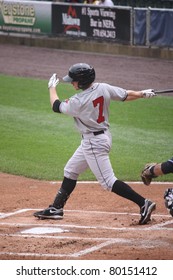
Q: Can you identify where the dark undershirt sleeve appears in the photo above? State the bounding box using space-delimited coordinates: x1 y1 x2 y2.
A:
161 160 173 174
52 99 62 113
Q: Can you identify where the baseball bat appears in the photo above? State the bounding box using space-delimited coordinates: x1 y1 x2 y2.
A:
155 89 173 94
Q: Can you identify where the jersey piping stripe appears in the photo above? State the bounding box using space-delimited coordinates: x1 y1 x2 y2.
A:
89 139 109 188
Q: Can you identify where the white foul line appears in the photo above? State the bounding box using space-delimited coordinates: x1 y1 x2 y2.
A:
0 208 34 219
50 181 173 185
0 208 172 258
70 240 121 258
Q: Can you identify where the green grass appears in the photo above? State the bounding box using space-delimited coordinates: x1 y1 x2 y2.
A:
0 74 172 181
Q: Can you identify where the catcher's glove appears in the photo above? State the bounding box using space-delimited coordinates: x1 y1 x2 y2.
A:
164 188 173 217
141 163 158 186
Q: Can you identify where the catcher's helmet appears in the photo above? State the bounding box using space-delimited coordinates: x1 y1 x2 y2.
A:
63 63 95 89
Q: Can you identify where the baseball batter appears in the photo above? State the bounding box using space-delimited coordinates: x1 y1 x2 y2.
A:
34 63 156 225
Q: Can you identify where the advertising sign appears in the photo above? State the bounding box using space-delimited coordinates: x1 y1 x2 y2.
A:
52 4 131 43
0 0 51 34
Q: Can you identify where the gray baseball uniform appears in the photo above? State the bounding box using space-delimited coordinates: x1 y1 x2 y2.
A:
59 82 127 190
34 69 156 224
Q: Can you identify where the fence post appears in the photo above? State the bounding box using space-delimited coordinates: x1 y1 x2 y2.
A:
146 7 151 46
130 7 133 45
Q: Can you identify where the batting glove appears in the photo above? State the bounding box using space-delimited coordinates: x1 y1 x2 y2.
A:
141 89 156 98
48 73 59 89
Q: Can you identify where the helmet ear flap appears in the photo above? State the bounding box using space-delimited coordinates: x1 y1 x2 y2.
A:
78 68 95 89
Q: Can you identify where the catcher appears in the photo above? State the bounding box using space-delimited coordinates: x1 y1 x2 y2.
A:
141 157 173 217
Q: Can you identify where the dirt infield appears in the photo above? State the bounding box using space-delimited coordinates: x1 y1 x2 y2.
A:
0 173 173 260
0 44 173 92
0 44 173 260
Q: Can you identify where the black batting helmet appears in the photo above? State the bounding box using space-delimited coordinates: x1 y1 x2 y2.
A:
63 63 95 89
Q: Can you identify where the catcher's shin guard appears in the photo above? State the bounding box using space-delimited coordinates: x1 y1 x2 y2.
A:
164 188 173 217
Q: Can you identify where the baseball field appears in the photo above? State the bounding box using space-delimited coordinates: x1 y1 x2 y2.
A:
0 44 173 261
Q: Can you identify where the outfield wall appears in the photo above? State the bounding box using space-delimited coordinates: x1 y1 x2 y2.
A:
0 0 173 59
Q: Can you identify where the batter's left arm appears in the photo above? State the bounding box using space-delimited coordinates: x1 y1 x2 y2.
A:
49 87 60 107
125 89 156 101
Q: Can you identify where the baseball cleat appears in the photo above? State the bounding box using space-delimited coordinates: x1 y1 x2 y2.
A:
33 206 63 220
139 199 156 225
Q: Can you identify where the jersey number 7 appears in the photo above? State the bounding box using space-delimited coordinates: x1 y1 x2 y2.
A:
93 96 105 123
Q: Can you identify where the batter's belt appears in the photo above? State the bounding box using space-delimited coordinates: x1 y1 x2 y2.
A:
82 130 105 139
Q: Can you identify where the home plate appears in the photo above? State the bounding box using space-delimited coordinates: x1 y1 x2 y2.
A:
21 227 69 234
